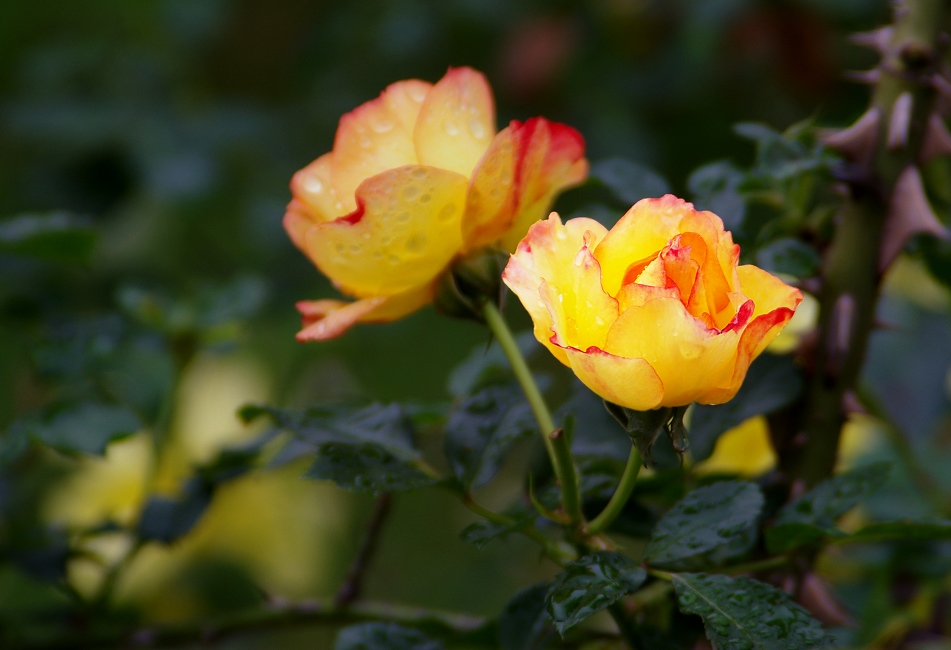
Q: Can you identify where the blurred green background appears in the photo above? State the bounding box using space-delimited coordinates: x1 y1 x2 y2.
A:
0 0 904 647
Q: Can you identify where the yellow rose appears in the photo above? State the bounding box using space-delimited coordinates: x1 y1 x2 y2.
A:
502 196 803 410
284 67 588 341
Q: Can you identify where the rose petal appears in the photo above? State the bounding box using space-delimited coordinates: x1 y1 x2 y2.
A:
594 196 694 296
561 345 665 411
296 286 432 341
463 118 588 252
414 67 495 178
381 79 432 132
331 91 420 212
503 214 610 364
605 296 741 407
303 166 467 297
289 153 344 223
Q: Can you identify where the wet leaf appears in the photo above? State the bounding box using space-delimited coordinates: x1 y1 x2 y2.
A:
334 622 443 650
305 443 436 495
460 510 537 550
590 158 670 206
444 385 535 489
672 572 834 649
499 583 553 650
845 519 951 544
688 161 746 231
689 354 803 462
546 551 647 636
645 481 764 570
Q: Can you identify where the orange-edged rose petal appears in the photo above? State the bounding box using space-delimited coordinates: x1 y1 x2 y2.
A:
503 214 609 364
381 79 432 132
303 166 467 298
289 153 344 224
414 67 495 179
562 345 665 411
296 285 433 341
463 118 588 252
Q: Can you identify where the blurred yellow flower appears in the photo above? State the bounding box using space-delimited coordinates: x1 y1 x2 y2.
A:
503 196 802 410
697 416 777 476
284 67 588 340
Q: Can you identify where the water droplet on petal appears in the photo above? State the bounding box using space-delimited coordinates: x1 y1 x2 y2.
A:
443 120 459 136
468 117 486 139
402 185 420 201
302 177 322 193
371 118 393 133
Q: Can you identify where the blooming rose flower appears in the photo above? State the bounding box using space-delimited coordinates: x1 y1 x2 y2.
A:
284 67 588 341
502 196 803 410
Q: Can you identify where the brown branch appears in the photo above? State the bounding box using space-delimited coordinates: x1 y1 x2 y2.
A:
334 493 394 609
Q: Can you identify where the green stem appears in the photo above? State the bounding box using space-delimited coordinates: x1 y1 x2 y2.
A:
461 494 576 564
481 301 583 528
585 445 641 536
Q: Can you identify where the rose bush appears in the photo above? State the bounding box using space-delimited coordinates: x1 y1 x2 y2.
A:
503 195 802 410
284 67 588 341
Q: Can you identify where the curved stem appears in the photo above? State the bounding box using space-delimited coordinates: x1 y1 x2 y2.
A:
585 445 641 536
481 301 583 528
461 494 576 564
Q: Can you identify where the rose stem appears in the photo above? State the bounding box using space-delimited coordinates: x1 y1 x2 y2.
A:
585 445 642 536
481 300 583 528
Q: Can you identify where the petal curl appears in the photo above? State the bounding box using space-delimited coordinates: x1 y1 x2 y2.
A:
463 118 588 252
289 153 345 224
304 166 467 298
502 214 609 364
596 195 707 296
381 79 432 132
605 297 741 407
414 67 495 178
561 346 664 411
296 286 432 341
331 91 420 212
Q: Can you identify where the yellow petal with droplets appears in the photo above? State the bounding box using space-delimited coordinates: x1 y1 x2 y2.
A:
331 92 419 212
289 153 345 223
381 79 432 132
414 67 495 178
562 346 664 411
605 297 741 407
304 166 467 297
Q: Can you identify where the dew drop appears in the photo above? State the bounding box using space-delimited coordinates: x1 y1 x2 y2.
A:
371 118 393 133
411 167 428 179
388 254 401 264
437 204 456 221
595 316 604 326
349 244 361 254
302 176 323 193
419 193 431 203
395 212 410 224
558 293 564 303
359 135 372 148
468 117 486 139
406 234 427 252
402 185 420 201
443 120 460 136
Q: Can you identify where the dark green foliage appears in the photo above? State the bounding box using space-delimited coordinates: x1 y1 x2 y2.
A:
444 384 535 489
499 583 553 650
590 158 671 206
688 161 746 231
755 237 821 278
20 403 139 456
645 482 763 570
767 463 890 552
334 623 443 650
546 551 647 635
672 573 833 649
689 354 803 462
847 519 951 543
460 506 537 550
305 443 436 495
0 212 96 263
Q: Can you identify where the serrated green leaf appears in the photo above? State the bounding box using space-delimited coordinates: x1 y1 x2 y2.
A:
590 158 670 206
334 622 443 650
755 238 821 278
689 354 803 462
444 385 535 489
645 481 763 570
241 403 419 459
546 551 647 636
0 212 96 263
24 403 140 456
775 463 889 529
672 573 833 649
305 443 436 495
499 583 553 650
